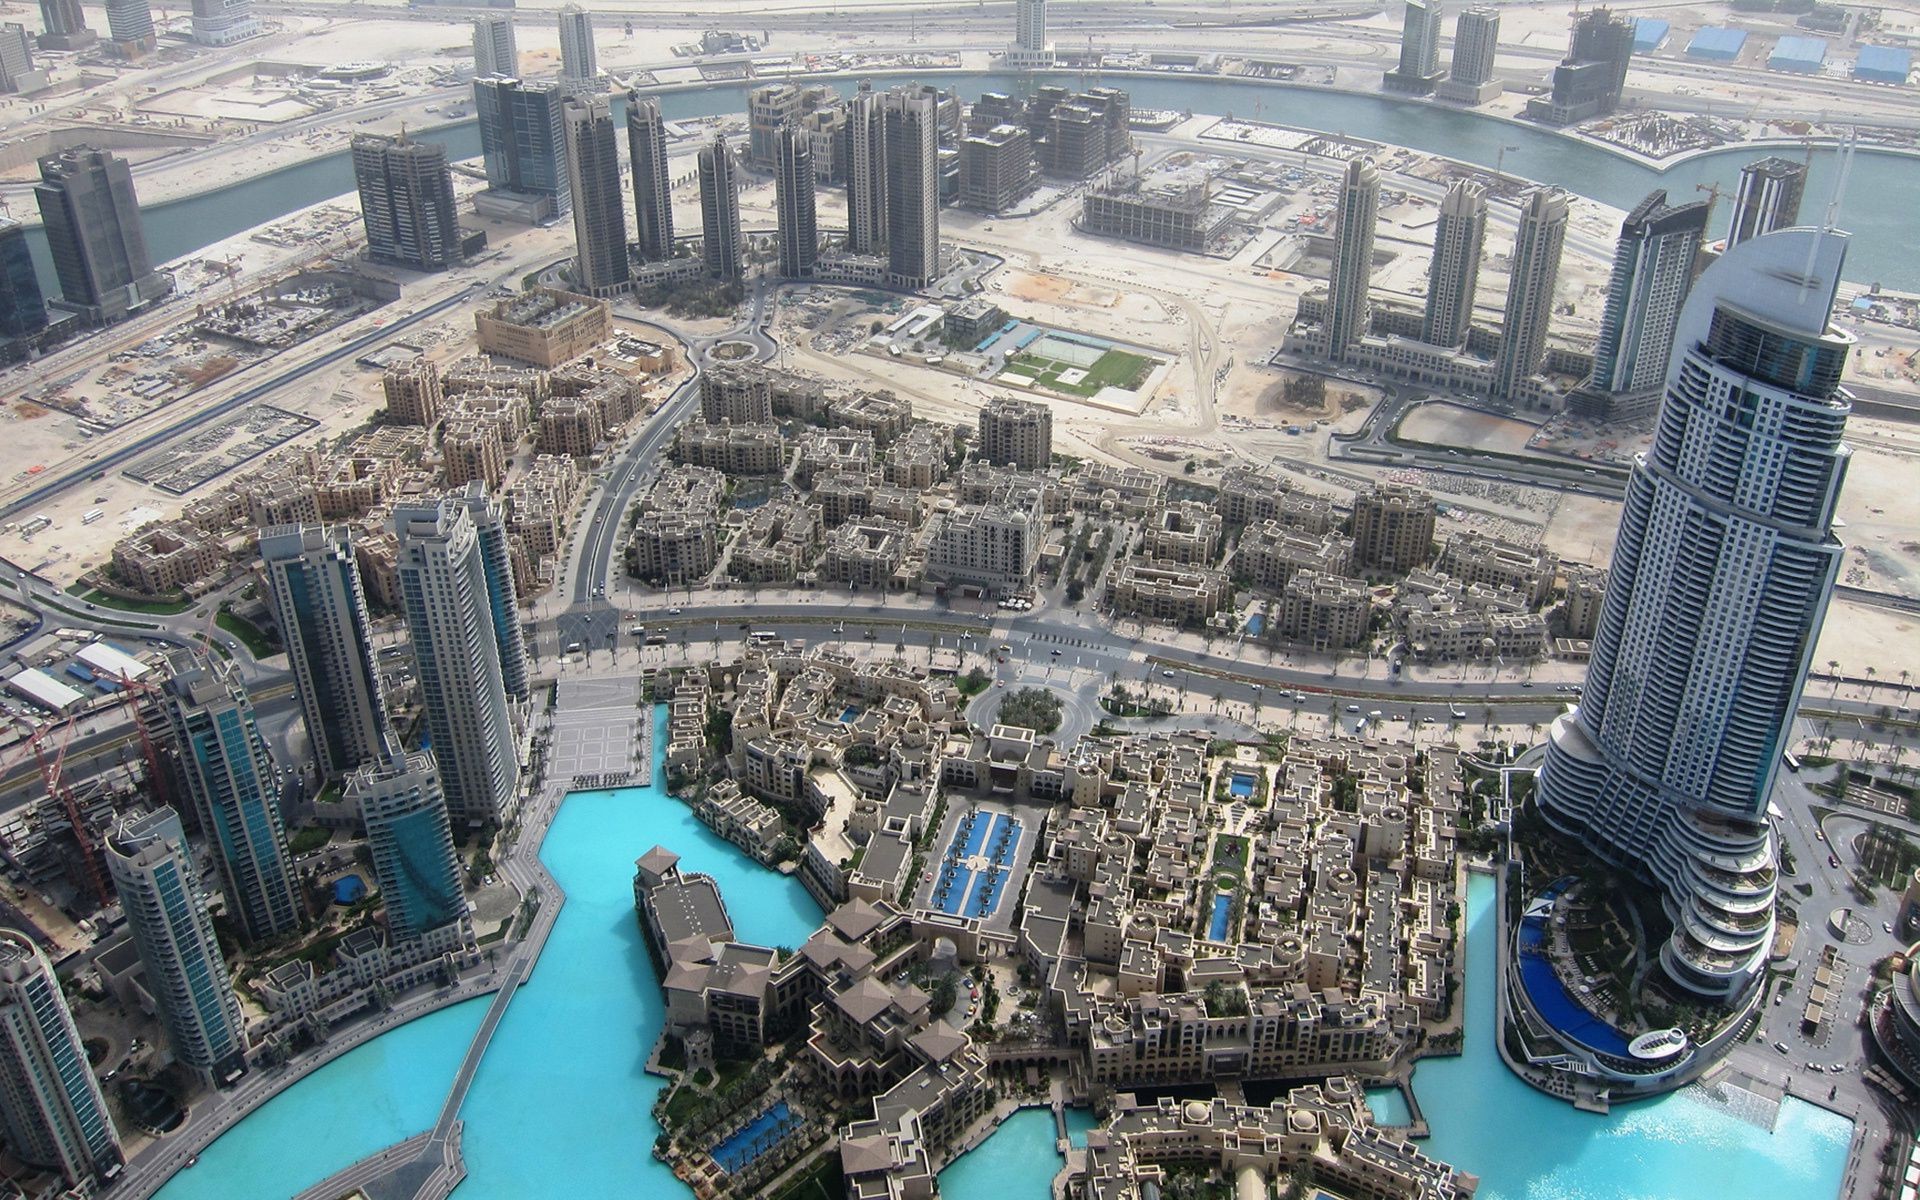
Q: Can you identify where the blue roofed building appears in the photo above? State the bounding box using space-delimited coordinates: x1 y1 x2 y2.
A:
1769 35 1829 72
1632 18 1667 52
1685 26 1747 61
1854 44 1912 84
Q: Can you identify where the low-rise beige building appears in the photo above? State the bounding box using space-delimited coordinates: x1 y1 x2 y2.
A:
112 521 225 595
473 287 611 368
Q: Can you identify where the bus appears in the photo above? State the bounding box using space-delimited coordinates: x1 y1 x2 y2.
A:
748 630 779 645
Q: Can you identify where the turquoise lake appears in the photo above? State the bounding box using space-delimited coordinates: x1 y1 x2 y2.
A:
158 713 1853 1199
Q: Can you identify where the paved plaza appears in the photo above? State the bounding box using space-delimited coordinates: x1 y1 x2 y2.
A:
546 675 650 790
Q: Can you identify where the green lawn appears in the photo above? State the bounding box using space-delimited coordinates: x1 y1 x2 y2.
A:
64 584 193 615
1000 347 1156 398
216 609 277 658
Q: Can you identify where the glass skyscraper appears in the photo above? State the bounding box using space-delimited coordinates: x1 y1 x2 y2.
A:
473 76 571 216
106 808 249 1086
0 929 122 1189
1538 227 1854 1002
0 218 47 343
348 751 467 943
150 653 304 943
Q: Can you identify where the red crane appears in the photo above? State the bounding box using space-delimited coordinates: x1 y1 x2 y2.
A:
29 719 112 911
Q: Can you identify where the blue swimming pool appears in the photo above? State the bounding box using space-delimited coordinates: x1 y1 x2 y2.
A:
1246 614 1265 636
710 1100 798 1172
933 812 1023 919
1208 893 1234 942
839 705 861 723
1227 774 1256 799
1515 917 1631 1057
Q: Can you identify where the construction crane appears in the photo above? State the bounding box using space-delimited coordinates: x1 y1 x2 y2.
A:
28 719 112 911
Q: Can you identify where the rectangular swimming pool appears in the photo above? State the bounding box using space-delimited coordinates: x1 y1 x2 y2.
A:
710 1100 798 1172
1209 892 1234 942
1227 774 1256 799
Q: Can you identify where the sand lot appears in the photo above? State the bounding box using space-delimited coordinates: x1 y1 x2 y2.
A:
1397 401 1542 455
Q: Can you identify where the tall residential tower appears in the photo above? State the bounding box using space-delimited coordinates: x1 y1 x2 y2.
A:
106 809 249 1086
1726 156 1808 251
260 524 391 781
1538 227 1855 1003
563 94 629 295
557 4 597 90
774 124 817 279
1491 187 1568 403
473 77 570 221
1384 0 1447 93
1437 7 1502 103
698 134 743 282
627 93 675 262
880 87 940 288
33 146 171 323
351 132 461 271
1422 179 1486 348
472 15 517 78
0 930 121 1190
1576 189 1708 421
1324 156 1380 364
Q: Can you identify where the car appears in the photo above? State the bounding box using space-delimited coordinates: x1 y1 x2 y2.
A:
1521 681 1534 688
1346 704 1361 713
1050 649 1061 656
1774 1041 1790 1054
1162 670 1176 679
1885 922 1896 935
1773 994 1784 1005
995 680 1005 688
1295 692 1307 702
1422 716 1435 724
1829 855 1841 869
668 607 682 615
1815 831 1827 843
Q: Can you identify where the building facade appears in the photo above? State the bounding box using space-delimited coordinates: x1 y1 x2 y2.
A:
882 87 940 288
1325 157 1380 364
627 93 676 263
351 133 460 271
189 0 256 45
260 524 392 781
472 15 517 78
0 930 122 1190
1423 179 1486 348
473 77 570 220
1726 156 1807 251
0 219 47 344
349 751 470 944
774 124 818 279
1537 228 1855 1002
33 146 170 323
557 4 597 89
698 134 744 281
978 397 1052 469
105 808 249 1086
1576 189 1708 421
1384 0 1446 92
1438 7 1502 103
564 95 630 295
1492 187 1569 403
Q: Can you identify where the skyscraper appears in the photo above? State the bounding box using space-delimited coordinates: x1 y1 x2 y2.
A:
103 0 154 54
189 0 257 46
557 3 597 90
881 86 940 288
774 125 817 279
0 23 45 95
1492 186 1568 403
1384 0 1446 93
348 751 468 944
627 92 675 263
1579 189 1708 419
1537 227 1854 1003
33 146 171 324
351 132 460 271
473 77 570 219
0 219 47 344
260 524 392 781
150 653 304 943
394 498 521 829
1422 179 1486 348
845 87 888 257
454 482 529 706
105 809 249 1086
34 0 93 50
1528 6 1634 124
472 15 517 78
563 94 628 295
1324 156 1380 364
1726 156 1808 251
0 930 122 1190
1437 7 1501 104
697 133 743 282
1007 0 1053 68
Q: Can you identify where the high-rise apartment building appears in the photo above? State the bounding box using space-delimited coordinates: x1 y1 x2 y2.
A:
150 654 303 943
261 525 391 780
563 94 629 295
33 146 171 323
453 482 529 706
0 219 47 344
1384 0 1447 93
1537 227 1855 1002
473 77 570 220
1437 7 1502 103
978 398 1053 469
627 93 675 263
472 15 517 78
1352 484 1437 572
1492 187 1569 403
1528 7 1634 124
0 930 121 1189
105 809 249 1086
189 0 258 46
104 0 154 54
35 0 93 49
394 498 521 829
1576 189 1708 421
1422 179 1486 348
1007 0 1054 67
557 4 597 89
748 83 807 169
846 87 888 257
0 23 46 95
1725 156 1807 251
698 134 743 282
881 87 940 288
774 125 817 279
960 123 1036 213
351 132 460 271
1325 157 1380 364
348 751 468 943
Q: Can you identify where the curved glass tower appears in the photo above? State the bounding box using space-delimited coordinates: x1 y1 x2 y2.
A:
1538 226 1853 1002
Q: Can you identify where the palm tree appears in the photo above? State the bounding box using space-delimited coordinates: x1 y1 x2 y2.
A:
1829 660 1842 696
1867 665 1879 698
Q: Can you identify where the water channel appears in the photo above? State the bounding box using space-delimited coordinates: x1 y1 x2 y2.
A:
18 72 1920 292
155 707 1855 1199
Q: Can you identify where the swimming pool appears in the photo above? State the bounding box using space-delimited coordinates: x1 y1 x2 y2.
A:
932 812 1023 919
710 1100 799 1173
1227 774 1256 799
1208 893 1234 942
